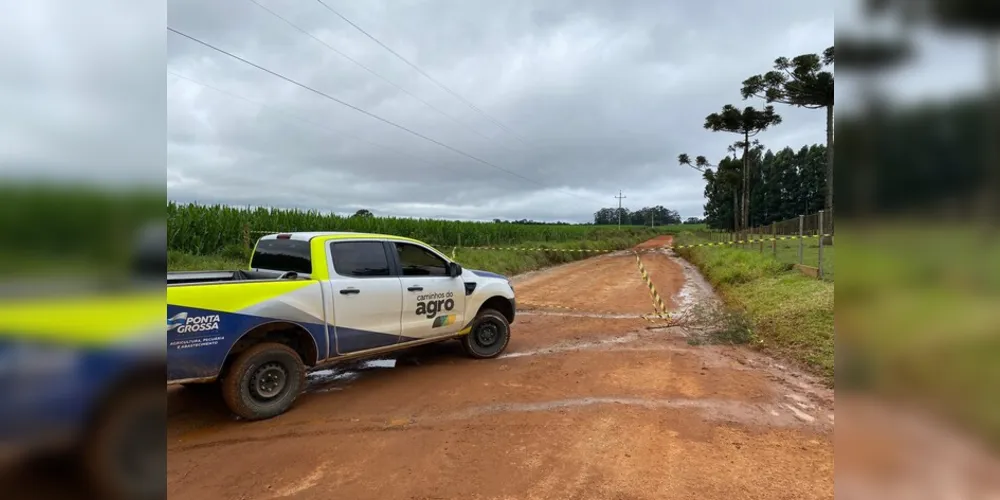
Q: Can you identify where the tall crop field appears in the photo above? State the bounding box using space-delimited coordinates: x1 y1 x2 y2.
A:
169 202 666 255
1 185 163 275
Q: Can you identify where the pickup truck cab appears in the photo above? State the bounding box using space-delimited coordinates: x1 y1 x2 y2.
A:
167 232 516 420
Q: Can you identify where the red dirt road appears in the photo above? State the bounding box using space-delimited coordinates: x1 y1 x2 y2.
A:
166 237 834 499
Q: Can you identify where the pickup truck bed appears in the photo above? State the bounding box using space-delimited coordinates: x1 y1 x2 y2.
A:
167 269 300 285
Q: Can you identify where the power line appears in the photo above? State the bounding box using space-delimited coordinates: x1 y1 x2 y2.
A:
615 190 627 228
312 0 527 144
168 71 597 221
167 70 455 174
167 26 533 184
166 26 599 204
244 0 511 152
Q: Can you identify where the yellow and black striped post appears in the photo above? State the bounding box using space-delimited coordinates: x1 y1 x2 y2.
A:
633 251 670 323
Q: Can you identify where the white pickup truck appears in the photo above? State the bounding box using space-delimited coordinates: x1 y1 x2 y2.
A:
167 232 516 420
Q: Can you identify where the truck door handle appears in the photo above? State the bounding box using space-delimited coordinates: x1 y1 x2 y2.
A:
339 288 360 295
407 286 424 292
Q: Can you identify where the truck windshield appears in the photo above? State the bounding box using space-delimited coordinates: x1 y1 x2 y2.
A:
250 239 312 275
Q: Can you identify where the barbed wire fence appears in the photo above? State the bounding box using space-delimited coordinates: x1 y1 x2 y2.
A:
709 209 834 280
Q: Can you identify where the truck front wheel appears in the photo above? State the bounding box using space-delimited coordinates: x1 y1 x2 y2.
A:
461 309 511 359
221 342 305 420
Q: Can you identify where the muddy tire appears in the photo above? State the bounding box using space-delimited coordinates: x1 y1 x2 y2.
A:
461 309 511 359
82 385 166 500
221 342 305 421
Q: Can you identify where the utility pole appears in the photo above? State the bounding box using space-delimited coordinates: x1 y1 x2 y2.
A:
615 190 626 228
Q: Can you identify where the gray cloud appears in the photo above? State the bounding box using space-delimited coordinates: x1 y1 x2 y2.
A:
0 0 165 187
1 0 834 222
165 0 835 221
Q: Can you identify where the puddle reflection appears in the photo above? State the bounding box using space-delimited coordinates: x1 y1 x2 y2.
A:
306 358 399 392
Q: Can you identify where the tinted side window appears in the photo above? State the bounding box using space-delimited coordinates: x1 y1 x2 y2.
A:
395 243 447 277
250 239 312 275
331 241 391 277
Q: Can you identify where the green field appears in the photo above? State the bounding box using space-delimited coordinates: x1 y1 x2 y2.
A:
167 202 681 274
836 222 1000 447
169 233 658 276
673 231 835 383
695 233 834 281
0 185 163 278
168 202 695 256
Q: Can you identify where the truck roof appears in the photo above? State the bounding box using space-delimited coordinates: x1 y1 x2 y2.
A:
259 231 424 244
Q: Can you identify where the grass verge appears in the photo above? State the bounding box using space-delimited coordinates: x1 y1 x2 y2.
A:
674 231 834 383
836 221 1000 447
699 235 835 280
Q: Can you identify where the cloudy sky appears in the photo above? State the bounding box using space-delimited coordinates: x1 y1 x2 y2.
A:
11 0 986 223
164 0 834 222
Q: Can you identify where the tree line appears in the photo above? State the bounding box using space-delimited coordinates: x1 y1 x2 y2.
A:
491 219 571 225
593 206 682 226
702 144 827 230
353 209 573 225
679 45 834 231
837 93 994 218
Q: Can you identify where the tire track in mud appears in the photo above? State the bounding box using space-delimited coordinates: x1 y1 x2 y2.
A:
171 396 819 453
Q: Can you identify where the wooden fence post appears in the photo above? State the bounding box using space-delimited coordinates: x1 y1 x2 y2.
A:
772 223 776 256
818 210 825 280
798 215 804 264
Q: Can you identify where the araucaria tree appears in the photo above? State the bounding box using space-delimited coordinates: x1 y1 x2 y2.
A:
679 153 737 231
694 143 827 231
742 46 834 214
677 153 715 172
703 105 782 231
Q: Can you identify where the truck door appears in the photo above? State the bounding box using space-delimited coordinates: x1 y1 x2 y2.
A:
392 241 467 341
327 240 404 354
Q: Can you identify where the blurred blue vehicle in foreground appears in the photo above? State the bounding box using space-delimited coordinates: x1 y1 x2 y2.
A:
0 225 165 500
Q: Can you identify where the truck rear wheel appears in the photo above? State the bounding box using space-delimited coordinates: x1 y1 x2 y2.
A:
221 342 305 420
83 384 165 500
461 309 511 359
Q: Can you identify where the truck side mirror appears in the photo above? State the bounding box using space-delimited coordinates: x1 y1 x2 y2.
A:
449 262 463 277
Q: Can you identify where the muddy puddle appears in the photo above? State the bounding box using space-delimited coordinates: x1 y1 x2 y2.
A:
423 396 826 430
307 358 399 392
499 332 642 359
519 310 647 319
